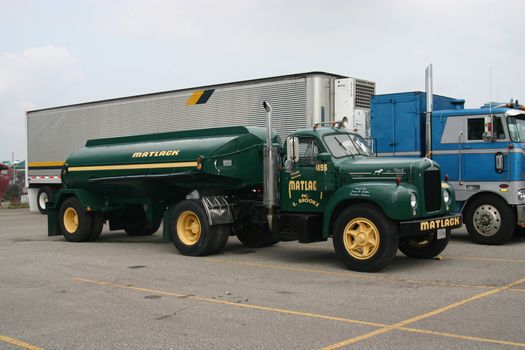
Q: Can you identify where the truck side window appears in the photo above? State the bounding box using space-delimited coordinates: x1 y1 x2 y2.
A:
298 138 319 165
467 117 505 141
467 118 484 140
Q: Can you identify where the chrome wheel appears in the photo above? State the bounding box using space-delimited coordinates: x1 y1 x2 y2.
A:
473 204 501 237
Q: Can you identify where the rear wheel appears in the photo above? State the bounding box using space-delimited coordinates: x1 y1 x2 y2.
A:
37 187 53 214
170 200 228 256
124 212 161 236
464 195 515 245
236 222 277 248
333 204 398 272
88 212 104 241
59 197 92 242
399 230 450 259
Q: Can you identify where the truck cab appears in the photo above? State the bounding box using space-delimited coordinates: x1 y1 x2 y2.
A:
372 92 525 244
277 124 461 271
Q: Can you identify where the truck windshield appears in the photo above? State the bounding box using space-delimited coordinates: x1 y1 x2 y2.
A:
324 133 370 158
507 115 525 142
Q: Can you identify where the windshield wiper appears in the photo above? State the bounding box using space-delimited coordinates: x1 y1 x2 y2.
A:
334 136 353 156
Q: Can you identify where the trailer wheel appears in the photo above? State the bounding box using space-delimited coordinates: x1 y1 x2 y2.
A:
333 204 398 272
59 197 92 242
464 195 515 245
399 230 450 259
236 223 277 248
170 200 224 256
37 187 53 214
124 212 161 236
88 212 104 241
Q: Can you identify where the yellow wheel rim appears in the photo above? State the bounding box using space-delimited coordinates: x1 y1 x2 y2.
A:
343 218 380 260
176 211 202 246
63 207 79 234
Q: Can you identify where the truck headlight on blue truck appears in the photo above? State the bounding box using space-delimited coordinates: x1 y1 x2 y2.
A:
517 189 525 202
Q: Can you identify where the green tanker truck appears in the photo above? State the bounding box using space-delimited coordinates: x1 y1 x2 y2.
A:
46 102 462 272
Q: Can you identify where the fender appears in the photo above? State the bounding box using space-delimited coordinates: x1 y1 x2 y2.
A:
322 182 417 239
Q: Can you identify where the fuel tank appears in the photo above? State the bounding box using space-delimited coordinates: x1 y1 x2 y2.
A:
63 126 279 197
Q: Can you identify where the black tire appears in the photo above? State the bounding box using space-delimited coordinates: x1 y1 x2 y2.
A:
170 200 225 256
88 212 104 241
6 184 22 203
124 212 161 236
464 195 515 245
59 197 92 242
399 230 451 259
210 224 230 254
37 187 53 214
236 223 277 248
332 204 398 272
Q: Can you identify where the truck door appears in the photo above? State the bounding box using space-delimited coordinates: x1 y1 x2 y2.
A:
463 116 508 182
280 137 327 213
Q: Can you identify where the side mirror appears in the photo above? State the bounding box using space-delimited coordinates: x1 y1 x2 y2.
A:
317 152 331 163
483 115 494 141
286 137 299 164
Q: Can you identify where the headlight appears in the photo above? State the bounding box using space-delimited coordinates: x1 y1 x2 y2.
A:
518 189 525 202
410 192 418 209
443 190 451 205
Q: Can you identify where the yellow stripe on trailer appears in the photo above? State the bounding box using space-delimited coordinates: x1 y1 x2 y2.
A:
28 161 65 168
68 161 198 172
186 90 205 105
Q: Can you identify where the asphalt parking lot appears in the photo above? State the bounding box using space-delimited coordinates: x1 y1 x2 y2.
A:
0 208 524 350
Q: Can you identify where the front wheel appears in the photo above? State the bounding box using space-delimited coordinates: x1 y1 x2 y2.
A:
332 204 398 272
399 230 450 259
464 195 515 245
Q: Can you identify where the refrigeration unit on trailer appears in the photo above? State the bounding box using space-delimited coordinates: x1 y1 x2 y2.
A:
26 72 375 213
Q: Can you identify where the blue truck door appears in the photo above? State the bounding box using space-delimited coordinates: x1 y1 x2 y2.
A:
463 115 508 182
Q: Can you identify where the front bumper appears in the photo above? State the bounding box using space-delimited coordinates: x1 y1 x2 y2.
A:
399 214 462 238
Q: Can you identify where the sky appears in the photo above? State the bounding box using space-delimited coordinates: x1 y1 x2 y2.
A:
1 0 524 162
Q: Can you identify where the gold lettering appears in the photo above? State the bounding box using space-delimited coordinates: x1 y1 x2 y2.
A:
421 222 429 231
132 152 142 158
173 150 180 156
159 151 166 156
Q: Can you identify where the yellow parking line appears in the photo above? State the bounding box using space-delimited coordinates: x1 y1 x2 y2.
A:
72 277 385 328
74 277 525 349
447 255 525 264
206 258 494 290
320 277 525 349
398 327 525 348
0 335 43 350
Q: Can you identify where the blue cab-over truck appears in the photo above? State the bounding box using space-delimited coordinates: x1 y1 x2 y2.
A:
371 91 525 244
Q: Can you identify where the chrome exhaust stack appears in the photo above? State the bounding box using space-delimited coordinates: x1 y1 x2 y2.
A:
425 64 433 158
263 101 277 230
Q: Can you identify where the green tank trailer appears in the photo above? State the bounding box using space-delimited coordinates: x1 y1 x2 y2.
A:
47 102 462 272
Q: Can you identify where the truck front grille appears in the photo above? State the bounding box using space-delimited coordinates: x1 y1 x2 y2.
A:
424 169 441 212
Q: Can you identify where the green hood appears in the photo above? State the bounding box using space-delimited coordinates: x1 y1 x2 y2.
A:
337 156 439 182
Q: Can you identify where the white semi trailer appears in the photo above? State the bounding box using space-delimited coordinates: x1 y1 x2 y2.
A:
26 72 375 213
